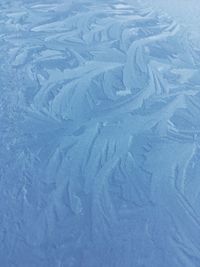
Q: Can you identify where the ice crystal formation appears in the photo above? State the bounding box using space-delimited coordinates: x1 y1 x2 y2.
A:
1 0 200 266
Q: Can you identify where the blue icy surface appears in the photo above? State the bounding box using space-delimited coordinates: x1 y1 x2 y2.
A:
1 0 200 266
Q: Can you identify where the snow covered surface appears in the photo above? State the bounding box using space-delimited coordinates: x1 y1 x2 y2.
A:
1 0 200 266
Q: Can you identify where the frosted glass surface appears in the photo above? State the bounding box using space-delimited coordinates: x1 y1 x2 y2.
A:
1 0 200 266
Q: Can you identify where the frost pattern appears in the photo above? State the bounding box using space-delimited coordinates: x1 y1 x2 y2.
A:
1 0 200 266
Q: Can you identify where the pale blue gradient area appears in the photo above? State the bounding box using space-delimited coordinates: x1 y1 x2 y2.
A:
1 0 200 266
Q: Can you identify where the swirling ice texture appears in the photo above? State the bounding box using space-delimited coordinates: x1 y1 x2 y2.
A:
1 0 200 266
142 0 200 45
